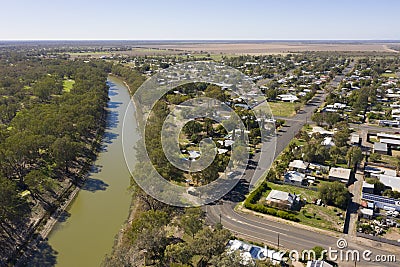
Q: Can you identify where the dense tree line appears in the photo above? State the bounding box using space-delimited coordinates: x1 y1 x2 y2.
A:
0 52 111 264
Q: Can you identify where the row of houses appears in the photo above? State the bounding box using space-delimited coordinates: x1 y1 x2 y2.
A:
285 159 352 185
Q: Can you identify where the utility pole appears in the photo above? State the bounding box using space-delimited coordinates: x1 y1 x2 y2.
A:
219 213 222 224
277 233 280 250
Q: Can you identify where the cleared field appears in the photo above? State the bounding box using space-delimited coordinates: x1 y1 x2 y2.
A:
268 101 296 117
137 42 400 55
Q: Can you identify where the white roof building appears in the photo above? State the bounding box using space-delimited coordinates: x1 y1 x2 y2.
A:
379 174 400 192
289 160 309 171
277 94 299 102
227 239 283 265
322 136 335 147
284 171 306 184
266 190 296 209
329 167 352 183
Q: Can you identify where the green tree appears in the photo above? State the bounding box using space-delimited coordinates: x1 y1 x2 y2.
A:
346 147 363 167
366 178 385 195
369 153 381 163
205 84 226 102
164 242 192 265
51 136 80 173
190 227 231 262
324 112 341 128
25 170 56 199
180 208 204 238
318 181 350 209
209 251 248 267
311 113 324 126
0 176 30 240
333 130 350 147
329 146 342 165
294 103 302 113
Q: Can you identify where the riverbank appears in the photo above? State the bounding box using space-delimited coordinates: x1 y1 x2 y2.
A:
45 76 139 267
11 100 108 265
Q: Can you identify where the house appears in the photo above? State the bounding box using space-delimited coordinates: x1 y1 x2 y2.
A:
377 132 400 141
321 136 335 147
360 208 374 219
350 133 360 146
328 167 352 184
227 239 283 265
378 120 400 127
362 181 375 194
308 163 330 173
266 190 297 210
362 192 400 212
288 160 309 173
364 165 396 178
277 94 299 102
373 142 388 155
379 174 400 192
306 260 334 267
379 138 400 148
310 126 334 136
284 171 306 186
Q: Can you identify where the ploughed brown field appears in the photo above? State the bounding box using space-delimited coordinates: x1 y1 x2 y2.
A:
137 42 399 54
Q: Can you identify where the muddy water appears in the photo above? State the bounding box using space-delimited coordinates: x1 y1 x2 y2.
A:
48 76 138 267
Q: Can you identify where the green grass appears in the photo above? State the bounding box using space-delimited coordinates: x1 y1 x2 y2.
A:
263 183 319 202
380 154 398 166
268 101 297 117
63 79 75 93
381 72 397 78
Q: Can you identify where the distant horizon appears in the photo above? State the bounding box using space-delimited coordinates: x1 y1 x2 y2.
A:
2 1 399 40
1 39 400 43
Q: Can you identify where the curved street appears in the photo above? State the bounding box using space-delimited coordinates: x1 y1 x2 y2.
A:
205 63 400 266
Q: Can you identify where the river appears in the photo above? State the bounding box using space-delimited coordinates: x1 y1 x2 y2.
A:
47 76 138 267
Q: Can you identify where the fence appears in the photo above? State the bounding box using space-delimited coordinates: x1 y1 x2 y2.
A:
356 232 400 247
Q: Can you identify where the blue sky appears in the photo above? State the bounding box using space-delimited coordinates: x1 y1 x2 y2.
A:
1 0 399 40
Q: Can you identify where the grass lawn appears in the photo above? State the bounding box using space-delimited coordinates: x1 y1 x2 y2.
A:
268 102 297 117
380 154 398 166
261 183 319 202
381 73 397 78
63 79 75 93
297 204 344 231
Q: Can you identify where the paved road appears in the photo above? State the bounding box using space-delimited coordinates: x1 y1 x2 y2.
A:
205 62 400 266
350 123 400 134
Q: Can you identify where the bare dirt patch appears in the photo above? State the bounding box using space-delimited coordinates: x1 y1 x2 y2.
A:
137 42 399 55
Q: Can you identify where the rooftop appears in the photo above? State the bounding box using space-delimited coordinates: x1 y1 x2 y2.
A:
379 138 400 146
373 142 388 152
329 167 351 181
363 181 375 190
284 171 306 182
377 132 400 140
289 160 309 170
379 174 400 192
266 189 295 204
